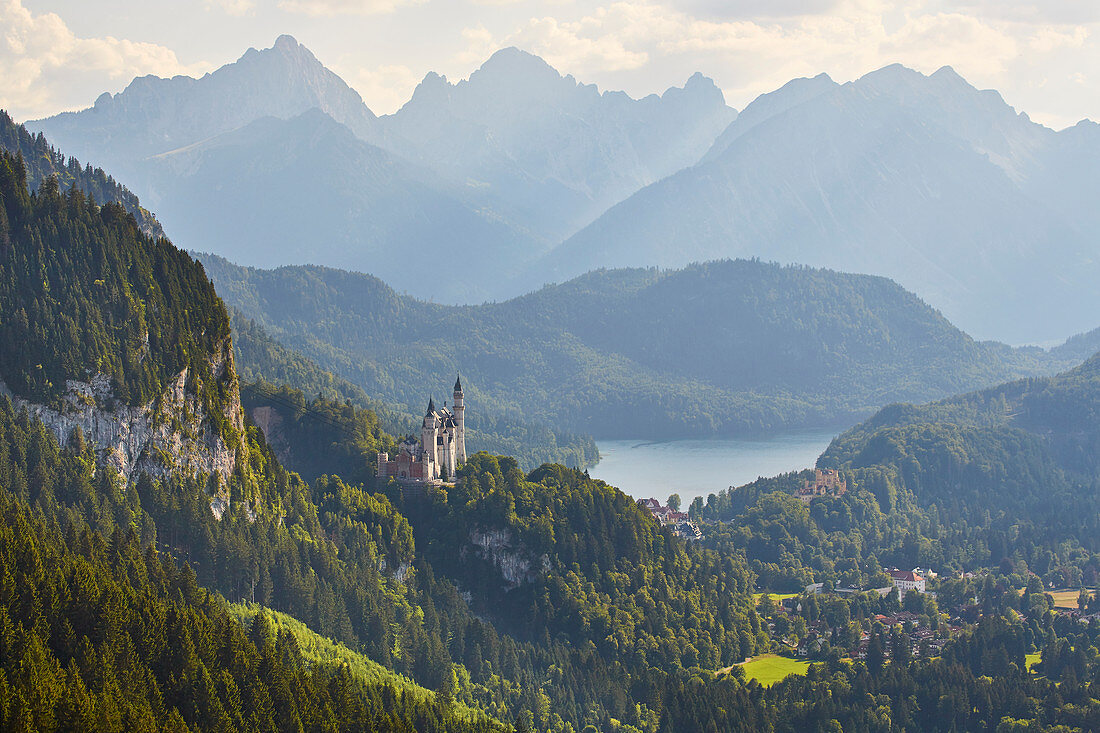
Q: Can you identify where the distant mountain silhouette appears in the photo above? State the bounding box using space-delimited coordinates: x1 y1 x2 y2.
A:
29 37 734 303
541 65 1100 344
379 47 736 240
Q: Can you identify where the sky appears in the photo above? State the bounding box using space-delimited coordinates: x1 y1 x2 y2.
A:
3 0 1097 129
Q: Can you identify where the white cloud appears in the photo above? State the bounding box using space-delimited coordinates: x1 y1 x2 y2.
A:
1028 25 1088 53
205 0 257 16
0 0 206 120
278 0 425 16
449 0 1099 127
456 24 499 65
937 0 1100 25
504 12 649 72
879 12 1019 76
342 63 421 114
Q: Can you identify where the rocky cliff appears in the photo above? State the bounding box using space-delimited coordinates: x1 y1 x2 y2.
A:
0 336 245 495
467 528 549 589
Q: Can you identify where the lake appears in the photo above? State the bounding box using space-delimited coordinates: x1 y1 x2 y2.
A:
590 429 839 504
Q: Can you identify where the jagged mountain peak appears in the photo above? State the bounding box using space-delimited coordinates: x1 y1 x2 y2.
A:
273 33 301 51
32 35 379 166
399 71 452 111
704 71 835 158
660 72 726 105
478 46 560 77
235 33 328 74
459 47 595 104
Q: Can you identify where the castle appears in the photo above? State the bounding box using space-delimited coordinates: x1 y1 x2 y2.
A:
796 468 847 504
377 376 467 484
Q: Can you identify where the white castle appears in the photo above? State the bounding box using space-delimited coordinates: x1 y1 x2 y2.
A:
377 376 467 483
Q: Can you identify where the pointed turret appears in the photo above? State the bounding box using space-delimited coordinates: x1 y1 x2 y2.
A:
452 376 466 464
427 395 436 414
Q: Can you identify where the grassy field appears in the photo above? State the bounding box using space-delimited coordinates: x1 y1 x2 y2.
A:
1048 589 1089 609
229 603 498 725
1025 652 1041 672
753 592 800 604
738 654 812 687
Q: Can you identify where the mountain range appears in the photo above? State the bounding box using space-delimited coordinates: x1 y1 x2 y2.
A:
7 86 1100 731
29 36 734 301
199 254 1082 441
546 65 1100 344
27 37 1100 344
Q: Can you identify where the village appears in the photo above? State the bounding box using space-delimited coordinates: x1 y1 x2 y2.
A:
637 496 704 540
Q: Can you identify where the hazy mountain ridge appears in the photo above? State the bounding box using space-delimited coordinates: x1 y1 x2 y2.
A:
32 35 378 168
199 254 1078 441
381 47 737 239
27 37 736 303
544 64 1100 344
132 108 542 300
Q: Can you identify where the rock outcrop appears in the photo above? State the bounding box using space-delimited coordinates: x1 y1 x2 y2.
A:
0 337 245 489
467 528 550 589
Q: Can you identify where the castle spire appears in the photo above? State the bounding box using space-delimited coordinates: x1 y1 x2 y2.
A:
454 374 462 392
427 395 435 414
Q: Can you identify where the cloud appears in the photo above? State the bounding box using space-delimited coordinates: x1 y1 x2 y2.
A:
1028 25 1088 53
341 63 421 114
938 0 1100 25
205 0 257 16
0 0 206 120
879 12 1019 76
505 13 650 72
450 0 1098 127
277 0 425 16
456 24 499 65
665 0 843 20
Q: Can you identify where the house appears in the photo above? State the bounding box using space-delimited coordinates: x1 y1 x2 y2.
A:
887 568 927 594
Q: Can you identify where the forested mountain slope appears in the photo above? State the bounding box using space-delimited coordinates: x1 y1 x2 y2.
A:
0 147 768 730
200 254 1075 440
823 350 1100 485
0 150 245 485
6 135 1100 730
0 465 500 732
0 110 163 237
698 351 1100 592
231 313 598 470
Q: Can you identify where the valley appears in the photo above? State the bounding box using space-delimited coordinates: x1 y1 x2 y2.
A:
2 23 1100 732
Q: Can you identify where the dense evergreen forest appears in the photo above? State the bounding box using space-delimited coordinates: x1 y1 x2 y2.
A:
0 151 230 415
0 396 509 732
199 254 1077 443
0 110 163 238
4 131 1100 730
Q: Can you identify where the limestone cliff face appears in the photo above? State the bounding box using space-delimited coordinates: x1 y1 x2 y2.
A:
0 336 245 490
467 528 550 589
248 405 292 467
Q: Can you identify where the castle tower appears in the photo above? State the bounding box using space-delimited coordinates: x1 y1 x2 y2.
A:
421 396 439 480
453 375 466 464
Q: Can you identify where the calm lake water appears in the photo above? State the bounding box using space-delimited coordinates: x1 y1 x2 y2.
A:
590 429 839 504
